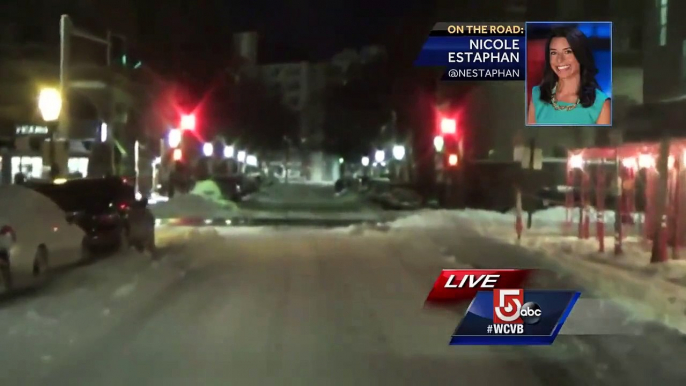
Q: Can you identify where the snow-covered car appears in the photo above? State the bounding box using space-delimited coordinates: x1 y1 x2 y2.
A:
0 185 84 293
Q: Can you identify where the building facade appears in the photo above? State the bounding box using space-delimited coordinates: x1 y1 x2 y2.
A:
233 31 386 149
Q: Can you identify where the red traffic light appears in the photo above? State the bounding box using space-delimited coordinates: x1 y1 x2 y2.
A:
440 118 456 134
172 148 183 161
447 153 458 166
180 114 196 131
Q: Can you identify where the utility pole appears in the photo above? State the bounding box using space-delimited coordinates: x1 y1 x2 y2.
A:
60 14 127 176
58 15 71 138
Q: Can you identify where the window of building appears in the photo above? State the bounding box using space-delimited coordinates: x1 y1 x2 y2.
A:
659 0 668 46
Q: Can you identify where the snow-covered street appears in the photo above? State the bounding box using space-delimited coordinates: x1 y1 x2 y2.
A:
150 181 400 225
1 213 685 385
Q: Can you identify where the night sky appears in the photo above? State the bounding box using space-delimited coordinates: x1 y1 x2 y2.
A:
0 0 437 128
0 0 435 76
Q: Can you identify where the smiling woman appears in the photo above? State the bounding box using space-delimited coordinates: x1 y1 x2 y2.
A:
526 24 612 126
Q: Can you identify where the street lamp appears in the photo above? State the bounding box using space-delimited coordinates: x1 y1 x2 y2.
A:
38 88 62 122
392 145 405 161
100 123 108 142
202 142 214 157
361 156 370 167
38 88 62 180
433 136 445 152
168 129 182 148
374 150 385 163
224 145 235 158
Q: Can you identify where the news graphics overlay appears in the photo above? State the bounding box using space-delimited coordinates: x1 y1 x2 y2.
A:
424 269 533 305
414 23 525 81
525 21 613 127
450 289 580 346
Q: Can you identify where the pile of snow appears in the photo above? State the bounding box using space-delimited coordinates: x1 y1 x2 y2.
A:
150 180 238 219
387 208 686 334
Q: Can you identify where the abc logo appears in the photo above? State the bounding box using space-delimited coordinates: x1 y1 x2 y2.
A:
520 302 542 324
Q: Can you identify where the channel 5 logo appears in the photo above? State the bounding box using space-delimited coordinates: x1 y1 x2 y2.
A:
493 289 542 324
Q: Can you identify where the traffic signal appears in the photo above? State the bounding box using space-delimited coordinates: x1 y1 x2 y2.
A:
440 118 456 135
180 114 196 131
447 153 458 166
172 148 183 161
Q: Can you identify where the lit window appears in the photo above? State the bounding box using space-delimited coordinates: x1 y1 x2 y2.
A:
659 0 668 46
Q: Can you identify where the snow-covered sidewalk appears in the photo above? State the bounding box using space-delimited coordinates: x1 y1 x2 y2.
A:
389 208 686 335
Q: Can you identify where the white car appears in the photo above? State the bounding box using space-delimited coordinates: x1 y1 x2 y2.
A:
0 185 84 293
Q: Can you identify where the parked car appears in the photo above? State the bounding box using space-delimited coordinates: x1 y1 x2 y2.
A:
0 185 85 293
27 177 157 260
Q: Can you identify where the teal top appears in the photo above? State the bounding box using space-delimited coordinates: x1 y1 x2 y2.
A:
531 86 609 125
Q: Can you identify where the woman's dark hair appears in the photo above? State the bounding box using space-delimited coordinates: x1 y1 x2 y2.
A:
538 26 600 108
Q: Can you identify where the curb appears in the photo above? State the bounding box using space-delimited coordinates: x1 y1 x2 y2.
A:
154 216 395 228
156 218 238 227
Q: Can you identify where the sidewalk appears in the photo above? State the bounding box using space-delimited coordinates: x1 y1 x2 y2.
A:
389 208 686 334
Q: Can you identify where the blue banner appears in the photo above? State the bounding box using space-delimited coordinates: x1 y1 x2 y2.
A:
450 290 581 345
414 23 526 81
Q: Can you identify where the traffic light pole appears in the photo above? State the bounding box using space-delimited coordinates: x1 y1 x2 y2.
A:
58 15 71 138
60 15 127 175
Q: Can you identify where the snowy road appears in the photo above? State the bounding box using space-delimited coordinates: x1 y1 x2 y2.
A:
1 224 685 385
240 182 379 212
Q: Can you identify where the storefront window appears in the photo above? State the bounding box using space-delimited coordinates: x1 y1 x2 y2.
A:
11 156 43 180
67 157 89 177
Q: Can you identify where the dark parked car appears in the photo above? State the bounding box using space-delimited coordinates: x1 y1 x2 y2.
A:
26 177 156 259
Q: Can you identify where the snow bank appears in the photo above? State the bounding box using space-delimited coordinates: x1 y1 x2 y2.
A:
150 180 238 219
389 208 686 334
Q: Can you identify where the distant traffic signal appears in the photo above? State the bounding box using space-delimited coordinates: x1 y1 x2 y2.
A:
180 114 196 131
440 118 456 135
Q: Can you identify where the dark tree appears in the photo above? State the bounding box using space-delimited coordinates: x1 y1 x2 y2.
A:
226 75 299 152
322 57 392 158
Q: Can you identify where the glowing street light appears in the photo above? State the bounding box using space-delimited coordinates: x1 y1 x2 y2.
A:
100 123 108 142
237 150 246 162
433 136 444 152
448 153 458 166
374 150 385 163
202 142 214 157
246 155 258 167
38 88 62 122
224 145 235 158
361 156 370 166
392 145 405 161
568 153 584 169
168 129 182 148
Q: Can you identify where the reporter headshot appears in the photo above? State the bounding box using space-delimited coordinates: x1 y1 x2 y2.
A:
527 26 611 125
